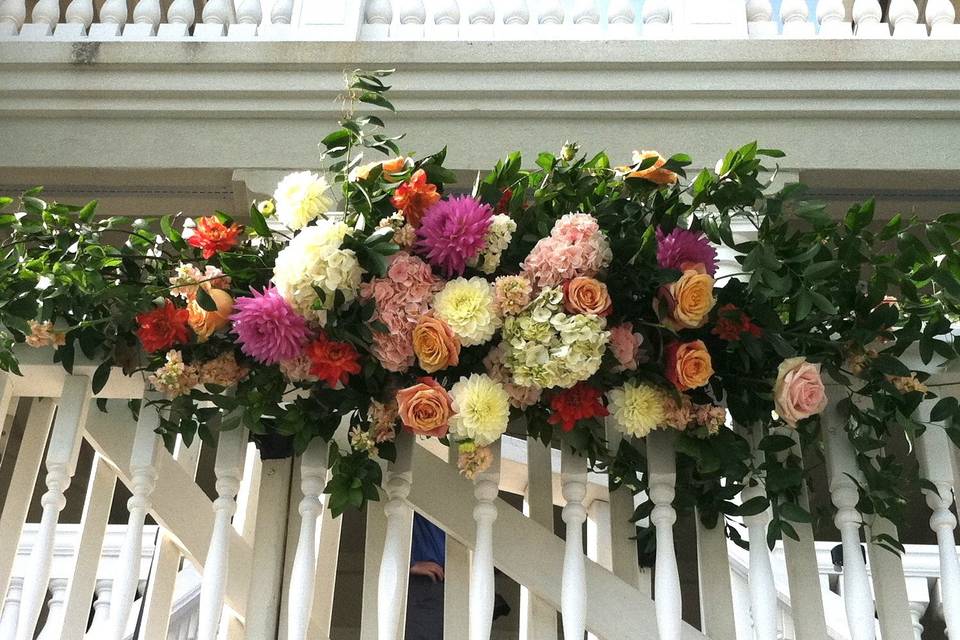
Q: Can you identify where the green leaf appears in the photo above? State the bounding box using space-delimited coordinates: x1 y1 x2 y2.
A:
358 91 395 112
249 207 270 237
802 260 839 280
195 287 218 312
779 502 813 523
844 199 875 232
738 495 770 516
808 290 837 314
930 396 958 423
872 354 911 377
758 434 796 453
92 359 113 395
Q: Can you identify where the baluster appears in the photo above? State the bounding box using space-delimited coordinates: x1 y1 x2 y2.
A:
34 579 67 640
521 436 558 640
229 0 261 37
905 577 929 640
746 0 777 37
462 0 494 38
286 439 329 640
197 0 234 37
158 0 194 37
647 429 681 639
641 0 672 37
560 449 587 640
361 0 392 39
63 0 94 32
889 0 925 36
90 0 127 37
537 0 563 24
817 0 851 36
822 384 875 640
271 0 293 23
742 481 778 639
428 0 459 39
132 0 162 32
393 0 425 38
499 0 530 39
570 0 601 38
607 0 635 37
107 397 162 640
917 394 960 637
852 0 887 36
0 0 26 36
0 399 55 606
196 424 248 640
781 0 815 35
15 376 90 640
83 580 111 639
470 441 501 640
927 0 958 36
0 579 23 640
377 431 414 640
20 0 58 37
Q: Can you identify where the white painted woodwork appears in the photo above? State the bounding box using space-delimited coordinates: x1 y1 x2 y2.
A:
360 493 388 640
0 399 55 606
0 579 23 640
470 440 501 640
34 578 67 640
586 500 613 570
905 577 930 640
560 449 587 640
521 436 557 640
647 430 682 639
85 580 111 639
60 454 116 640
311 482 343 637
695 514 737 640
741 481 779 640
603 420 642 589
377 430 414 640
15 375 90 640
865 513 914 638
821 384 876 640
197 424 248 640
0 0 26 35
286 438 329 640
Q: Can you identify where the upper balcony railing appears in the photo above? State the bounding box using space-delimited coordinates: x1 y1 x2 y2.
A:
1 0 959 42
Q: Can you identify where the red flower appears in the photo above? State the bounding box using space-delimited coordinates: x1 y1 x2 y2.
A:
391 169 440 227
547 383 609 432
494 188 513 214
136 300 190 353
712 304 763 342
187 216 243 259
305 334 362 388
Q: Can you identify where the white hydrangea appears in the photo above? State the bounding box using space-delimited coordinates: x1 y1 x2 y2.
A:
432 277 501 346
501 287 608 389
273 219 363 323
273 171 335 231
468 214 517 274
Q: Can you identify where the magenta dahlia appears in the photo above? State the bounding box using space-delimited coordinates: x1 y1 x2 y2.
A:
656 227 718 276
230 286 312 365
416 196 493 277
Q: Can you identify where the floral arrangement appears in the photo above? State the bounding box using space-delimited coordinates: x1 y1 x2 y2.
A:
3 71 960 550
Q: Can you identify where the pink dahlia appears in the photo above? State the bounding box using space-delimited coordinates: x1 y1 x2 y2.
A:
230 286 312 365
656 227 718 276
416 196 493 277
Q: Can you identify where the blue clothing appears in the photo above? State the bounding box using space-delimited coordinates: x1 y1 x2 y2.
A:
410 513 446 568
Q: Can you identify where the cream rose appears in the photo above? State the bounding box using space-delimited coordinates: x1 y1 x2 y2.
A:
563 276 612 316
773 357 828 427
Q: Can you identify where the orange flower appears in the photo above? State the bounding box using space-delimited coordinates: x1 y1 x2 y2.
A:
563 277 612 316
665 340 714 391
351 156 409 182
396 377 453 438
136 300 189 353
412 315 461 373
659 268 715 330
391 169 440 227
187 216 243 259
187 289 234 341
618 150 678 185
305 334 362 388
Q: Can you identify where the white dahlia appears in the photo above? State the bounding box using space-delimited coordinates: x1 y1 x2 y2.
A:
449 374 511 447
273 171 335 230
432 277 501 346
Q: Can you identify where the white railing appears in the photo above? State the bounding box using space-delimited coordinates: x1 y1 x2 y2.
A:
1 0 960 41
0 355 958 639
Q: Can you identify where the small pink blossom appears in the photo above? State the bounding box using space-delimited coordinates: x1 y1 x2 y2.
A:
608 323 644 372
773 357 828 427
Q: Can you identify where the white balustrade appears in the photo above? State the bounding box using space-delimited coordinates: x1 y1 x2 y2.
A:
905 577 929 640
469 441 500 640
572 0 599 24
816 0 850 36
502 0 530 25
133 0 162 29
890 0 927 36
93 0 127 36
741 483 778 639
852 0 887 36
0 0 26 36
560 448 587 640
394 0 425 38
15 376 90 640
466 0 494 24
29 0 58 27
641 0 672 37
927 0 958 36
167 0 195 25
647 429 682 639
377 431 414 640
362 0 392 39
822 384 876 640
108 397 162 640
0 579 22 640
537 0 564 25
746 0 777 38
235 0 261 24
606 0 635 36
603 419 643 590
434 0 460 24
200 0 234 36
270 0 293 24
286 438 329 640
64 0 94 31
781 0 814 35
84 580 112 639
196 424 248 640
34 579 66 640
695 515 737 640
521 436 558 640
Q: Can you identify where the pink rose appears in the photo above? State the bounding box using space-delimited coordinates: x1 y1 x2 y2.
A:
773 357 828 427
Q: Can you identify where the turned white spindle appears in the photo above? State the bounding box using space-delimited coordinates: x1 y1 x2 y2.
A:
780 0 810 32
642 0 670 24
30 0 58 26
571 0 599 24
747 0 773 22
202 0 234 24
286 439 329 640
822 384 875 640
15 376 90 640
502 0 529 25
397 0 425 23
365 0 392 23
0 579 23 640
469 441 500 640
132 0 161 27
84 581 111 639
926 0 956 29
852 0 883 33
270 0 293 23
433 0 460 24
647 429 682 639
108 398 162 640
741 482 778 640
0 0 27 35
377 431 414 640
99 0 127 24
34 580 67 640
166 0 194 25
889 0 919 26
537 0 564 24
196 425 248 640
560 448 587 640
917 395 960 637
467 0 494 24
817 0 847 28
64 0 93 29
746 0 777 35
234 0 260 24
905 577 930 640
608 0 635 24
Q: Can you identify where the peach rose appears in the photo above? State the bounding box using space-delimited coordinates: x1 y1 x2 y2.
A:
665 340 714 391
563 277 612 316
618 150 678 185
773 357 828 427
396 377 453 438
350 156 409 182
412 315 461 373
661 268 715 330
187 289 233 342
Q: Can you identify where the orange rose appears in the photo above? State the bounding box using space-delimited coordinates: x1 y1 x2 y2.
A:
618 150 678 185
665 340 714 391
412 315 461 373
396 377 453 438
351 156 409 182
563 277 612 316
187 289 233 341
661 268 715 330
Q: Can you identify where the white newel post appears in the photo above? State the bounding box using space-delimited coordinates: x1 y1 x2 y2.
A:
0 579 23 640
647 429 682 640
15 375 90 640
743 423 778 640
822 384 876 640
470 441 501 640
197 424 248 640
378 431 414 640
108 396 162 640
286 438 330 640
917 394 960 637
560 448 587 640
0 0 26 36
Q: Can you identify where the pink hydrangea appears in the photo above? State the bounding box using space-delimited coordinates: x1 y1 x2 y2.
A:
522 213 612 290
371 331 416 373
609 322 644 372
